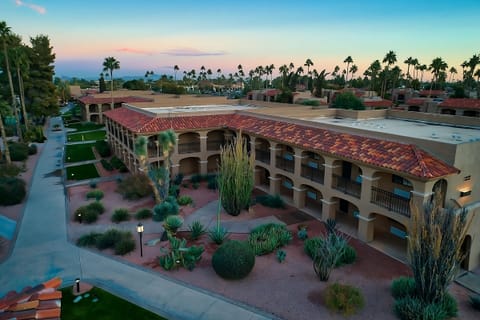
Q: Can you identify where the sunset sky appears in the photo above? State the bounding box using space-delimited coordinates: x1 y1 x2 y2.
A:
2 0 479 79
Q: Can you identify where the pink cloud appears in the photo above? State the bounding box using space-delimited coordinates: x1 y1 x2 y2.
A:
161 47 227 57
15 0 46 14
116 47 154 55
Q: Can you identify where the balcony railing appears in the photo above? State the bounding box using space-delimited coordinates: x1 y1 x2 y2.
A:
276 155 294 173
332 174 361 198
207 139 225 151
255 149 271 164
371 186 411 217
178 142 200 154
301 164 325 184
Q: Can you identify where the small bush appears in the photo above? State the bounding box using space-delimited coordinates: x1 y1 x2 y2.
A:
95 140 111 157
325 283 365 316
212 240 255 280
28 144 38 155
188 220 206 240
76 232 102 247
297 228 308 240
110 156 124 169
470 294 480 311
441 293 458 318
89 179 98 188
173 173 184 185
163 215 184 234
111 208 131 223
101 159 114 171
304 237 323 259
96 229 124 250
255 194 285 208
338 244 357 266
169 184 180 197
393 296 426 320
8 142 29 161
86 201 105 215
177 195 193 206
153 196 179 221
248 223 292 256
0 177 26 205
391 277 416 300
116 174 152 200
209 227 229 245
86 189 104 200
82 209 99 224
0 163 22 178
114 237 136 255
190 173 202 183
135 208 153 220
207 176 218 190
276 249 286 263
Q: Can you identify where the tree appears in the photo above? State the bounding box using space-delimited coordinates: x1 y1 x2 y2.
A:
408 193 469 305
365 60 381 92
25 35 58 121
218 134 254 216
429 57 448 91
304 58 314 90
313 69 329 98
173 65 179 81
99 73 106 93
343 56 353 86
102 56 120 108
157 129 176 201
349 65 358 82
449 67 457 83
381 50 397 98
11 41 30 131
332 92 365 110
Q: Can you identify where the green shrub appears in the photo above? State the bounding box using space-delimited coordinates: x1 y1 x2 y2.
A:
89 179 98 188
0 163 22 178
338 244 357 266
207 176 218 190
304 237 323 259
177 195 193 206
391 277 416 300
110 156 124 169
74 206 88 223
163 215 184 234
394 294 457 320
470 294 480 311
169 184 180 197
96 229 124 250
111 208 131 223
440 293 458 318
276 249 286 263
173 173 184 185
188 220 206 240
8 142 29 161
248 223 292 256
301 99 320 106
114 237 136 255
190 173 202 183
76 232 102 247
86 201 105 214
208 227 229 245
28 144 38 155
153 196 179 221
95 140 111 157
82 208 99 224
135 208 153 220
393 296 427 320
101 159 114 171
86 189 104 200
212 240 255 280
159 236 204 271
0 177 26 205
116 174 152 200
297 228 308 240
325 283 365 316
255 194 285 209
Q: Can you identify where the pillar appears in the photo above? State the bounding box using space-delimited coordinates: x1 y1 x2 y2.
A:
199 160 208 175
293 148 306 177
199 133 207 154
269 176 281 195
322 156 339 190
293 186 306 208
357 214 375 242
321 199 337 221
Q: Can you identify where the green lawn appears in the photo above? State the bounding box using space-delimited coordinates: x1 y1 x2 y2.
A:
65 143 96 163
66 164 99 180
67 130 106 142
66 122 105 132
61 287 167 320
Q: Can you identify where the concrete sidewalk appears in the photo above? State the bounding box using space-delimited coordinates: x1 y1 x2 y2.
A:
0 116 277 320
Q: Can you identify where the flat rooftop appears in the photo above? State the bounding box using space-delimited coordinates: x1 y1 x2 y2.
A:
310 117 480 144
141 104 259 114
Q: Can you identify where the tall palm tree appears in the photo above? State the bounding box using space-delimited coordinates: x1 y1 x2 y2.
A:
404 57 414 80
10 35 29 131
102 56 120 108
429 57 448 93
343 56 353 85
173 65 179 82
157 129 177 201
134 136 162 204
0 21 22 142
449 67 458 83
411 58 419 80
349 65 358 82
304 58 314 91
418 64 427 85
365 60 381 91
279 64 288 89
381 50 397 98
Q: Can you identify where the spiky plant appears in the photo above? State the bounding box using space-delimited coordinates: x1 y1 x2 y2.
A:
158 129 177 200
135 136 161 203
408 192 470 304
217 134 254 216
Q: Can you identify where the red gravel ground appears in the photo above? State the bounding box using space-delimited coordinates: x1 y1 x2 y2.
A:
67 181 479 320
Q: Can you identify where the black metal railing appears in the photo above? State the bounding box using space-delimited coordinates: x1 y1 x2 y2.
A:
178 142 200 154
255 149 271 164
207 140 225 151
301 164 325 184
332 174 361 198
276 156 294 173
371 186 411 217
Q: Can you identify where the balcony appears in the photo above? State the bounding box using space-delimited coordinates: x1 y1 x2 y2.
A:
276 155 294 173
332 174 361 198
301 164 324 184
207 140 225 151
255 149 270 164
178 142 200 154
371 186 411 217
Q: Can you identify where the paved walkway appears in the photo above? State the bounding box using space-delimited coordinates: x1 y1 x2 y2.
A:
0 117 276 320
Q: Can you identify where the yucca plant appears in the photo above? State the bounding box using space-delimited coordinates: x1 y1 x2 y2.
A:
163 215 184 236
188 220 206 240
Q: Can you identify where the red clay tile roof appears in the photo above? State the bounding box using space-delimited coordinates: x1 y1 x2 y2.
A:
104 108 459 179
406 98 427 105
0 277 62 320
363 99 393 108
439 98 480 109
419 90 445 96
78 95 154 105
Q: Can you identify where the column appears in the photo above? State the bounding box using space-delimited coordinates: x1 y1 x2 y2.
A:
322 156 339 190
199 133 207 154
359 169 379 204
269 176 281 195
293 186 306 208
321 199 337 221
199 160 208 175
357 214 375 242
293 148 306 177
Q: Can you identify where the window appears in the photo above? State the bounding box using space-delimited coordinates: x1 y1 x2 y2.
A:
392 174 412 187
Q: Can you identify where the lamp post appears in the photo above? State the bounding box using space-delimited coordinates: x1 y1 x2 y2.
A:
137 222 144 257
75 278 80 293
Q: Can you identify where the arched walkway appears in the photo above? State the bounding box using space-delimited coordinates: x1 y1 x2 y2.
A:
277 174 294 202
207 154 220 173
301 184 323 215
179 157 200 176
331 160 362 198
178 132 200 154
371 213 408 261
255 138 270 165
332 197 359 236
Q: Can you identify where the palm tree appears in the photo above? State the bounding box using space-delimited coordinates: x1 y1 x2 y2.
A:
349 65 358 82
365 60 381 91
343 56 353 85
418 64 427 85
10 35 29 131
429 57 448 93
449 67 458 83
0 21 22 142
381 50 397 98
102 56 120 108
404 57 414 80
172 65 179 82
135 136 161 204
279 64 288 89
304 58 314 91
411 58 419 80
157 129 177 201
